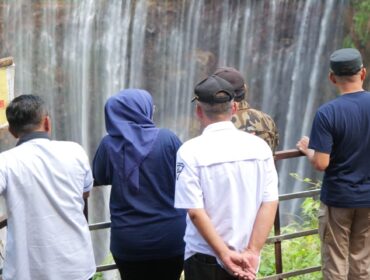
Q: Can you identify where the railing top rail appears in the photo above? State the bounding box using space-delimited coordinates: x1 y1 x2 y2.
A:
274 149 304 161
0 218 6 229
0 149 308 230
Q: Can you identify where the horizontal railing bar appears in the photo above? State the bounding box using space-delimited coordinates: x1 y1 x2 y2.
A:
89 221 111 231
96 263 117 272
279 189 320 201
93 150 304 189
0 190 322 232
88 190 321 232
266 229 318 244
274 149 304 161
0 219 6 229
258 265 321 279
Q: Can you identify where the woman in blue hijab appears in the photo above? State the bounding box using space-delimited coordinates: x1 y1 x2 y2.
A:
93 89 186 280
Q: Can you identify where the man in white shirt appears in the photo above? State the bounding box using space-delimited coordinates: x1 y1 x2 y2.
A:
0 94 96 280
175 75 279 280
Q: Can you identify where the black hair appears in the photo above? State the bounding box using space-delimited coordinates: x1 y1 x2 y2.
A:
6 94 48 135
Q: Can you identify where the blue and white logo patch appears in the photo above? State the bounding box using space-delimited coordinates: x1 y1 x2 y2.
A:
176 162 185 180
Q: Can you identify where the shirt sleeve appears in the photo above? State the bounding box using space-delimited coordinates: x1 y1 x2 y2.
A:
92 139 112 186
174 147 204 209
0 154 6 194
262 156 279 202
309 110 333 154
80 149 93 193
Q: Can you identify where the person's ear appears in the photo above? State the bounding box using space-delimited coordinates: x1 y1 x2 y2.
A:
329 72 336 84
231 101 237 114
8 126 18 139
43 115 51 133
360 68 367 81
195 103 203 119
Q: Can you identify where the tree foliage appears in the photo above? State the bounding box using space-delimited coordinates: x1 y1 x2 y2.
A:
351 0 370 47
343 0 370 88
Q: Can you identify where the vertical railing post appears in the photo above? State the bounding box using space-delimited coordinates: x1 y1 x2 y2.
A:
274 207 283 279
84 198 89 222
272 149 304 279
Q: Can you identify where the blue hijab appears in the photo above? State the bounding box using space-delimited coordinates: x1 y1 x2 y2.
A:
105 89 159 191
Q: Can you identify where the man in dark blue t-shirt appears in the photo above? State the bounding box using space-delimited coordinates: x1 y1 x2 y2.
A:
297 48 370 280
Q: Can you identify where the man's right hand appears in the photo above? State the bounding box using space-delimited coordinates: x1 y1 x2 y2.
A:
296 136 310 155
240 249 260 279
220 249 257 280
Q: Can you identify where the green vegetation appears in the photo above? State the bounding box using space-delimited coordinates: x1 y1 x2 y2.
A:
343 0 370 48
258 175 322 279
93 174 322 280
344 0 370 87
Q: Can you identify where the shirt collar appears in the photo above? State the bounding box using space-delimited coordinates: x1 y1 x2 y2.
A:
202 121 236 134
16 131 50 146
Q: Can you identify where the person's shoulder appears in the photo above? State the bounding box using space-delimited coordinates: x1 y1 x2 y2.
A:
99 134 114 145
317 97 343 112
157 128 182 145
233 129 273 158
52 140 87 154
177 134 202 152
158 128 179 139
52 139 82 147
244 107 275 124
234 128 269 145
233 106 278 151
0 144 27 159
233 105 277 128
0 147 13 162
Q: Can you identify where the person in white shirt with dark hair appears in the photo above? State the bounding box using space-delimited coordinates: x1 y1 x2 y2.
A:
175 75 279 280
0 94 96 280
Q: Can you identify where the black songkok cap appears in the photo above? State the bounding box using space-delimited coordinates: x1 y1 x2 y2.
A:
330 48 363 76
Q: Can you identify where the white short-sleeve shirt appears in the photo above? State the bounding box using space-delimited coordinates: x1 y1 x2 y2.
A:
175 121 278 261
0 137 96 280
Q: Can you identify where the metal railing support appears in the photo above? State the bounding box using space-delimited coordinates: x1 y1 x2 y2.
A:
0 149 323 279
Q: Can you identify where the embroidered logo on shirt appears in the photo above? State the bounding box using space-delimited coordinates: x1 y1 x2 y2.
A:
176 162 185 180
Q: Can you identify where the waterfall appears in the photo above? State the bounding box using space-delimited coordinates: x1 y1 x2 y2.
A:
278 0 345 216
0 0 349 275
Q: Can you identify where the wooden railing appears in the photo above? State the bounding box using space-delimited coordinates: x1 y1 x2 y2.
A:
0 149 322 278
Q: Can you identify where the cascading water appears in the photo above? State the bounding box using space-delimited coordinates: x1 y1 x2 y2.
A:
0 0 349 277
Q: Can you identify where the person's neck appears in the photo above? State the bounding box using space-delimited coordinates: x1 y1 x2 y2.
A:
16 131 50 146
338 84 364 95
201 118 230 131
